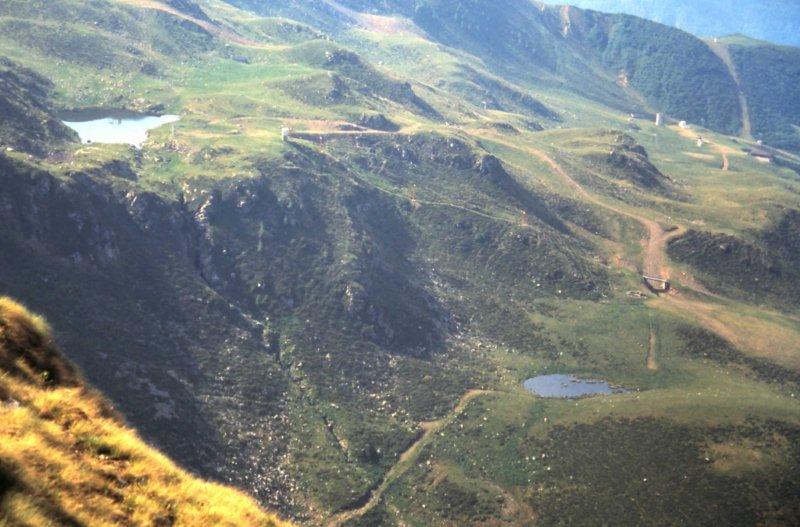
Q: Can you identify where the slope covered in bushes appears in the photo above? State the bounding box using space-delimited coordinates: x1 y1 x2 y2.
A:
668 210 800 309
730 41 800 151
0 58 75 156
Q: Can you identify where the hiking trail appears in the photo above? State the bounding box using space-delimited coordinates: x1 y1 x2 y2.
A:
326 390 496 526
525 146 759 361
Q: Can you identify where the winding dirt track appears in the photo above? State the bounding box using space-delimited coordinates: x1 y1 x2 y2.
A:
525 147 787 364
676 126 732 172
526 148 682 278
99 5 796 523
326 390 496 527
322 144 800 525
325 148 701 525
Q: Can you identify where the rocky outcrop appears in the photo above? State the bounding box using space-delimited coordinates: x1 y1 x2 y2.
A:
0 58 76 156
668 210 800 308
356 113 400 132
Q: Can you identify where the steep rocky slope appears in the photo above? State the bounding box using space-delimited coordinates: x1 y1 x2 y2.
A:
0 297 290 526
0 58 75 156
0 126 607 516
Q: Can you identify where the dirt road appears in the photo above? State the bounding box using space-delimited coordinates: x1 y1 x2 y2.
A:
524 146 784 367
526 148 679 279
676 126 733 172
326 389 496 526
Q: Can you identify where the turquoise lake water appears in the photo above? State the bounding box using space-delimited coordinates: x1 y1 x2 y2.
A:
523 374 628 398
61 110 179 148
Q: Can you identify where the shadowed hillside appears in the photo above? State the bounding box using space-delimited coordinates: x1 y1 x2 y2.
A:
0 58 75 156
668 209 800 309
0 297 291 526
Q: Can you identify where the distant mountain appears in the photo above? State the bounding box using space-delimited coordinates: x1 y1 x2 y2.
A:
559 0 800 47
228 0 745 134
225 0 800 146
724 36 800 150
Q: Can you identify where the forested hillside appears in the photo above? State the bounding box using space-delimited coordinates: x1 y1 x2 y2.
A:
570 11 742 134
727 37 800 150
563 0 800 47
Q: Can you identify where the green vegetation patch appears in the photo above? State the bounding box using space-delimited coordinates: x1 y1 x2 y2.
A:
678 326 800 388
282 41 440 119
667 210 800 309
527 417 800 526
586 14 742 134
731 43 800 151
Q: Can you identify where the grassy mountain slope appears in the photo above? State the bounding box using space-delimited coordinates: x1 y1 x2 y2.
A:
668 209 800 309
0 297 289 526
1 0 800 525
226 0 798 149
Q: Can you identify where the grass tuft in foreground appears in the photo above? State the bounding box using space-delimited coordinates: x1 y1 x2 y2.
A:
0 296 292 527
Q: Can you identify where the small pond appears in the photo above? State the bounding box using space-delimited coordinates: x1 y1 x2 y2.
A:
60 109 180 148
523 374 628 399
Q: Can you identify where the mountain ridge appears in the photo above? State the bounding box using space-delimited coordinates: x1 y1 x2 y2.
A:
224 0 799 147
1 0 800 525
558 0 800 47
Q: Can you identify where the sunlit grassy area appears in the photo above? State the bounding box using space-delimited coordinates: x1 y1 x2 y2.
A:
0 297 291 526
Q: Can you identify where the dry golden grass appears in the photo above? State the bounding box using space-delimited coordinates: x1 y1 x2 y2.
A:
0 297 293 527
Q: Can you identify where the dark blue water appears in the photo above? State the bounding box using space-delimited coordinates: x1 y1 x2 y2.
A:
523 374 628 398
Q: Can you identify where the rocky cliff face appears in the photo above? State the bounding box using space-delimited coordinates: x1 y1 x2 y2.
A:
0 152 296 508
